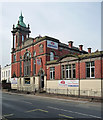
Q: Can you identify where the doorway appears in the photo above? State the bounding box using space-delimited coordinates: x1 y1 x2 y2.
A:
38 70 44 90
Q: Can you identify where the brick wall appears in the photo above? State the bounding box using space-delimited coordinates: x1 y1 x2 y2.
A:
95 60 101 78
55 65 61 80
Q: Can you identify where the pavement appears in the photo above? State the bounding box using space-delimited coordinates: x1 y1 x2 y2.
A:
1 91 102 120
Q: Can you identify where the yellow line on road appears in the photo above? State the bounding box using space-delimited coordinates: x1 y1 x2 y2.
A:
59 114 73 119
38 109 48 113
3 114 14 117
26 109 48 113
26 109 38 113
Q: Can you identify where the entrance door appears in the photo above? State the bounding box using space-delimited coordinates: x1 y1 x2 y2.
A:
41 75 44 88
39 70 44 90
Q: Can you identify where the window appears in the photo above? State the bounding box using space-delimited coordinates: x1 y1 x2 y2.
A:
34 59 36 75
22 35 24 42
50 67 55 79
2 72 3 77
66 65 71 79
25 78 30 84
4 72 5 77
8 70 10 77
33 51 36 57
72 64 76 78
86 61 95 78
62 65 65 79
6 71 7 77
39 44 44 53
61 64 75 79
50 52 54 61
20 61 22 76
14 55 16 62
20 78 21 84
24 52 31 76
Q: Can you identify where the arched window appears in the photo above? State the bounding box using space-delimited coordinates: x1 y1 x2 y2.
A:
24 52 31 76
22 35 24 42
50 52 54 61
39 44 44 53
33 51 36 57
14 54 16 62
34 59 36 75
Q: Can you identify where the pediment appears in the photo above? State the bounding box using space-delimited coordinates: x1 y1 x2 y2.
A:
58 54 78 62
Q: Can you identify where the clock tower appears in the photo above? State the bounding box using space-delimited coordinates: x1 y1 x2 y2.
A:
11 12 31 51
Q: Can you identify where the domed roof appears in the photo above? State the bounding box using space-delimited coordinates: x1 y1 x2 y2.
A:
16 12 26 27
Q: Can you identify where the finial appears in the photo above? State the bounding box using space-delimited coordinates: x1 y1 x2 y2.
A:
21 11 22 16
13 24 15 28
28 24 30 29
18 20 19 24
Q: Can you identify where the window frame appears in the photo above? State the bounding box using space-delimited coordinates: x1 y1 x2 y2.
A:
33 59 36 75
39 44 44 53
22 35 24 42
61 64 76 79
14 54 16 62
33 51 36 57
24 52 31 76
50 67 55 80
2 72 3 77
86 61 95 78
65 65 71 79
50 52 54 61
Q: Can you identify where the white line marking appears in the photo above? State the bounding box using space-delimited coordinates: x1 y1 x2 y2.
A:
21 101 32 104
35 95 89 103
47 106 101 118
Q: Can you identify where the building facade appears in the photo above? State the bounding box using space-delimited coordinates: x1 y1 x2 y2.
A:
1 64 11 83
46 51 103 97
11 13 87 91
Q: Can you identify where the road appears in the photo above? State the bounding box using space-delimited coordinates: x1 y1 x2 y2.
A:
2 92 102 119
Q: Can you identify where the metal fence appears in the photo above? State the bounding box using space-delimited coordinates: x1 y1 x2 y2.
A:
46 88 101 97
16 86 101 97
17 85 36 92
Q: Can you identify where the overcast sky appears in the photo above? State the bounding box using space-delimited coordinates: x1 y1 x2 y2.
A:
0 2 101 67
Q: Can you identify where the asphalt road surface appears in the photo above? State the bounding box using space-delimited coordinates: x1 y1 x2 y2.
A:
2 92 102 120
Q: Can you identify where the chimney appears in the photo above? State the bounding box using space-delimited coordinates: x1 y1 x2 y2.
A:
79 45 83 51
68 41 73 48
88 48 91 53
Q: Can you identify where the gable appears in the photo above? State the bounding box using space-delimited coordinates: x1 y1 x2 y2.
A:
60 56 78 62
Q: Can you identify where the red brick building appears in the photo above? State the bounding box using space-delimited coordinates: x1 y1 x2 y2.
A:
11 13 102 97
11 13 88 91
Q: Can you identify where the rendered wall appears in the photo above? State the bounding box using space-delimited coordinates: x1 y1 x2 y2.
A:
46 79 101 97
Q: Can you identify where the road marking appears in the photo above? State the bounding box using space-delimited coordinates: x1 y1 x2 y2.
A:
35 95 88 104
47 106 101 118
37 109 48 113
59 114 73 118
26 109 38 113
3 114 14 117
21 101 32 104
26 109 48 113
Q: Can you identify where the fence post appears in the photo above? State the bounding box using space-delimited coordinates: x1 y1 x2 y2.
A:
49 88 50 94
67 88 68 96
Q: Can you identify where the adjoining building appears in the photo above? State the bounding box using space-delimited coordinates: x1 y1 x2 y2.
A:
46 51 103 97
1 64 11 83
11 13 103 97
